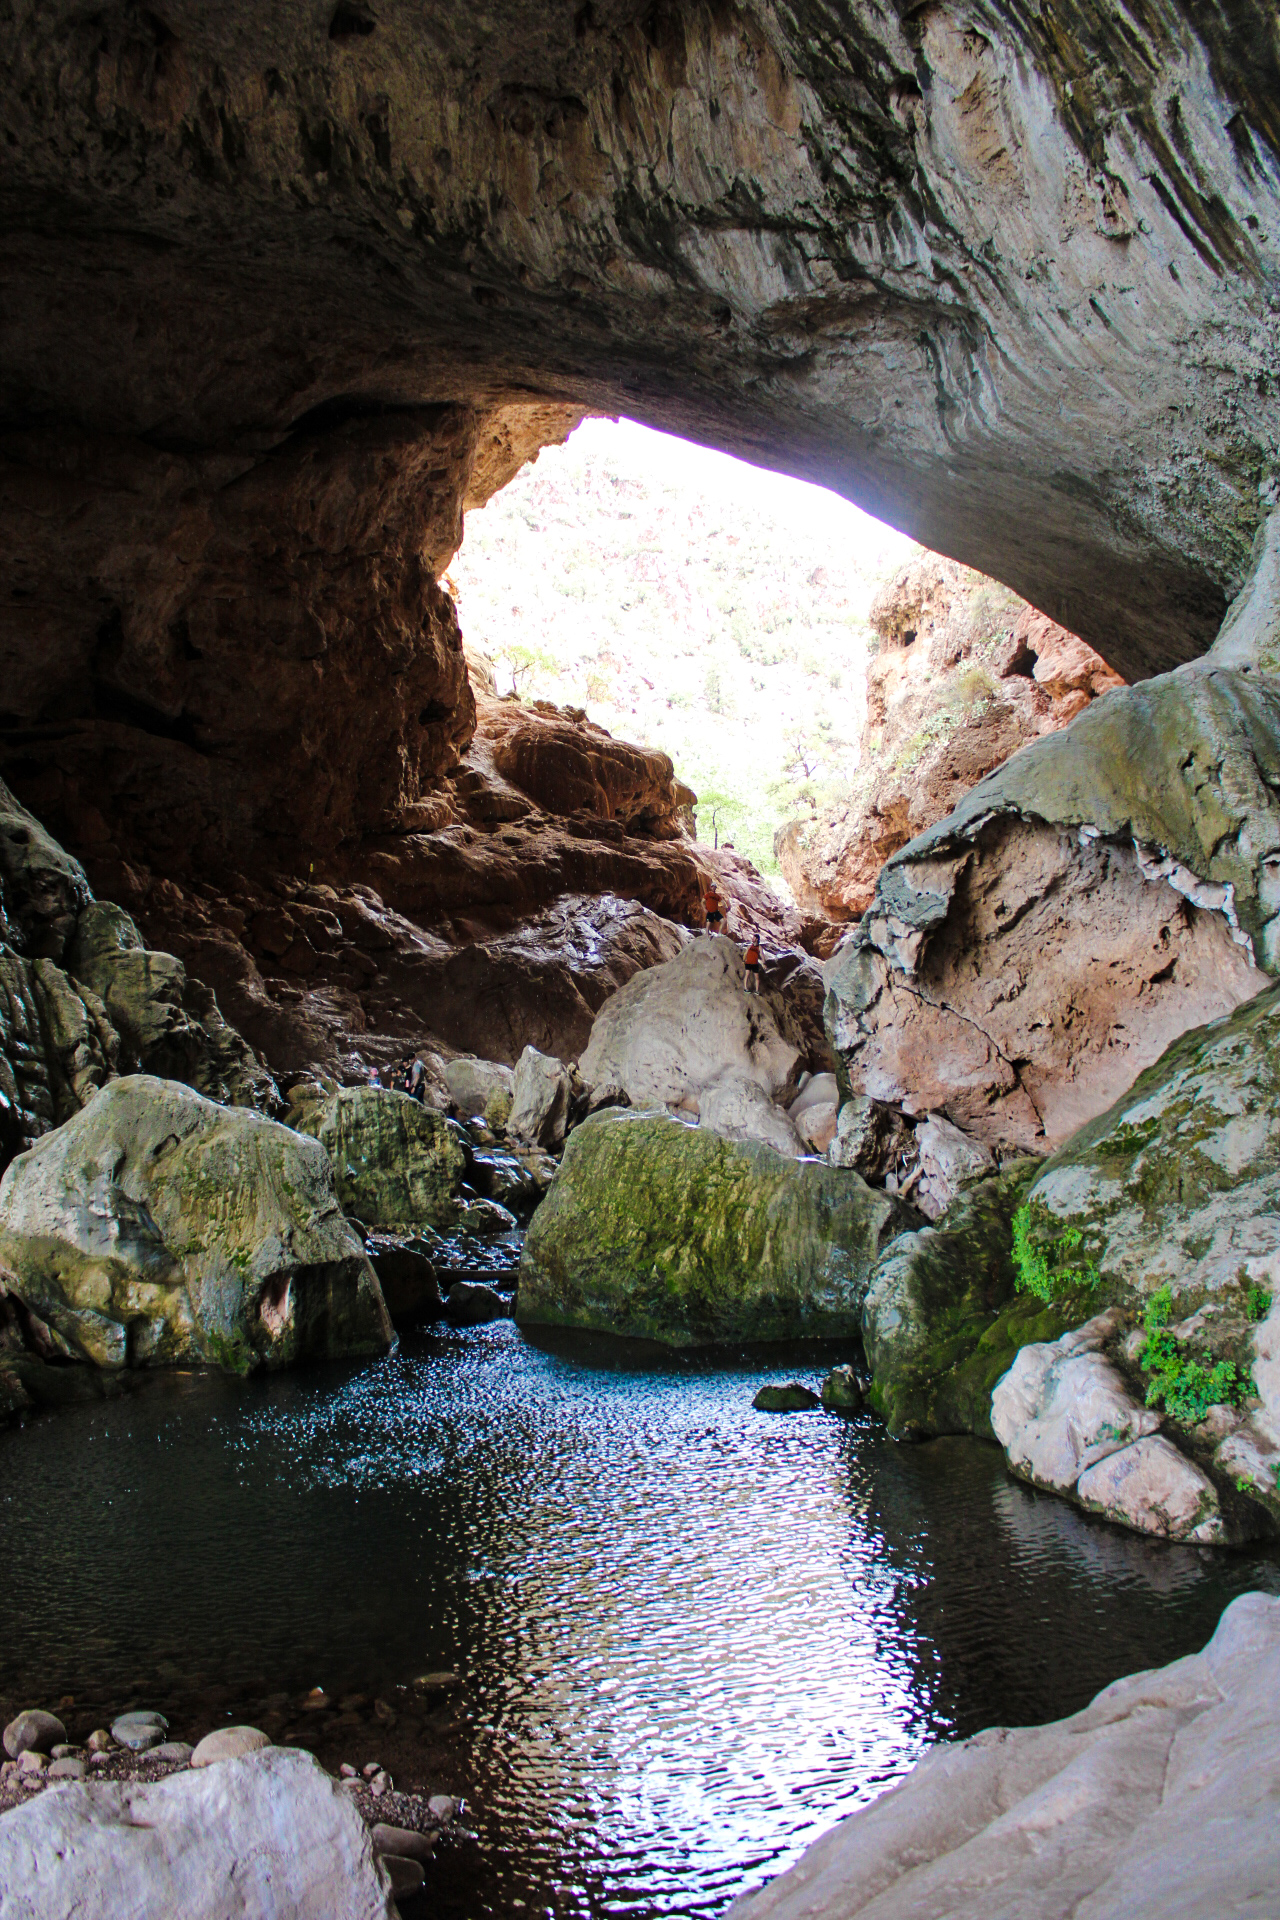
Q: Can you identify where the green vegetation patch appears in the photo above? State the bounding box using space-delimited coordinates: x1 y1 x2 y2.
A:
1137 1284 1248 1426
1011 1203 1102 1302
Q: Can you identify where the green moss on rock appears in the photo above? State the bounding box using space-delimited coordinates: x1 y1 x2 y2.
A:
288 1085 466 1231
862 1161 1054 1437
517 1109 913 1347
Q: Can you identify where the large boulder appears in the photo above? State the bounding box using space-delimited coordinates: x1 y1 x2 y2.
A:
824 664 1276 1158
508 1046 572 1148
0 1745 395 1920
728 1591 1280 1920
992 1309 1224 1544
517 1108 913 1346
0 1076 391 1372
580 936 799 1115
288 1085 466 1231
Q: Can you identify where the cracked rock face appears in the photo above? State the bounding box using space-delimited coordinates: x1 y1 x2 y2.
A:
825 664 1280 1154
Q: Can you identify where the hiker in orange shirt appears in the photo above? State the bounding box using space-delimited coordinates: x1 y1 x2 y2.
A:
702 882 724 934
744 927 761 994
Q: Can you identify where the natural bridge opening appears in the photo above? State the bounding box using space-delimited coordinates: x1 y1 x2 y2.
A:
447 415 915 888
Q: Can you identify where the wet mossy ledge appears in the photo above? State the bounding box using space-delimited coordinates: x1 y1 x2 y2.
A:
517 1108 916 1347
861 985 1280 1542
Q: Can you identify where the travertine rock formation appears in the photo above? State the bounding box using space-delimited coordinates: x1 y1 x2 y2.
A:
777 555 1125 924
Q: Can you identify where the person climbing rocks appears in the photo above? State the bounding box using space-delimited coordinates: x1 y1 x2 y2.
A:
702 881 724 934
367 1064 382 1089
744 928 761 994
408 1055 427 1101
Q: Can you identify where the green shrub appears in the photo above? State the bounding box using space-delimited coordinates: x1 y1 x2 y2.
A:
1247 1285 1272 1322
1138 1284 1248 1425
1011 1205 1101 1302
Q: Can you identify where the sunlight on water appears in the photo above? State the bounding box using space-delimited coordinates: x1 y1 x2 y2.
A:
3 1323 1277 1916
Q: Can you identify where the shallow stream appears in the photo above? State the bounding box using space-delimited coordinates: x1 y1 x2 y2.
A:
4 1322 1278 1915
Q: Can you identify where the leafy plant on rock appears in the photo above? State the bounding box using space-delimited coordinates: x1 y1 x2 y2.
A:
1011 1204 1101 1302
1139 1284 1247 1426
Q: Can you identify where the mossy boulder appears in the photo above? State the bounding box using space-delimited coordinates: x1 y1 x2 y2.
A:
288 1085 467 1231
0 1075 391 1372
861 1160 1071 1438
820 1365 864 1414
517 1108 913 1346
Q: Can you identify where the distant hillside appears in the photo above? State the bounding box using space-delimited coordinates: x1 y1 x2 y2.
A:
447 418 916 883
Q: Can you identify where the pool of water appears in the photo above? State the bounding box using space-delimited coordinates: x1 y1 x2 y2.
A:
3 1322 1278 1915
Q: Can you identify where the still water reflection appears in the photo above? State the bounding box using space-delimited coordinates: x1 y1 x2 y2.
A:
3 1322 1277 1915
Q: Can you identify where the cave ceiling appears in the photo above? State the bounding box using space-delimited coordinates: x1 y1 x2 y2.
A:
0 0 1278 825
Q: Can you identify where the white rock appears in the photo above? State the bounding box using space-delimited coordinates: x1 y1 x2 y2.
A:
699 1075 805 1158
579 936 799 1112
508 1047 571 1147
991 1310 1220 1540
729 1591 1280 1920
913 1114 994 1220
190 1726 272 1768
0 1746 395 1919
794 1101 839 1154
788 1072 839 1119
1077 1435 1223 1542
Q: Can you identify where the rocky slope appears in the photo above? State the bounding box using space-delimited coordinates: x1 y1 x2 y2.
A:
777 555 1125 929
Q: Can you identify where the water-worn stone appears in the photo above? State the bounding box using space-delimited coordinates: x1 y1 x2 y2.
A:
826 1098 913 1181
288 1085 466 1232
426 1795 458 1825
580 937 799 1115
0 1076 391 1373
699 1074 805 1158
729 1591 1280 1920
820 1367 863 1415
3 1712 65 1759
518 1108 913 1346
371 1823 437 1863
0 1745 394 1919
443 1056 515 1125
111 1711 168 1752
508 1046 572 1149
991 1312 1224 1543
47 1759 85 1781
190 1727 271 1768
444 1282 511 1327
753 1383 820 1412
